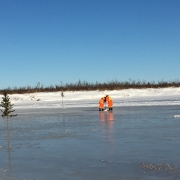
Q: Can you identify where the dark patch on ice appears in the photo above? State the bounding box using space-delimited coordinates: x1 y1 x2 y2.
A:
140 162 180 173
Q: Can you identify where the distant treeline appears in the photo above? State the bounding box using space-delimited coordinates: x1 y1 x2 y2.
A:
1 79 180 94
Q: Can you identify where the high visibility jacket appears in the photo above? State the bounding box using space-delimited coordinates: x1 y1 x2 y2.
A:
106 96 113 107
106 96 112 101
99 97 105 108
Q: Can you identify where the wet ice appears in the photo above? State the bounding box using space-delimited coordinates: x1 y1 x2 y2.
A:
0 106 180 180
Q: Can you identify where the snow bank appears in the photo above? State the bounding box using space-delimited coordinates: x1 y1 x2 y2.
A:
0 87 180 109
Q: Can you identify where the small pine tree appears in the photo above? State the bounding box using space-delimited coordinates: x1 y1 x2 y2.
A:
0 90 17 121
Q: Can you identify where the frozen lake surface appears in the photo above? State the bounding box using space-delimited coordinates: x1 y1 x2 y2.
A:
0 106 180 180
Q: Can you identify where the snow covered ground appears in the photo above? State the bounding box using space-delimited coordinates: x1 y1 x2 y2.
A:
1 87 180 109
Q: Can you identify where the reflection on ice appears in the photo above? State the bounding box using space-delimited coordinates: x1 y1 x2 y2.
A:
99 111 114 143
6 119 12 172
99 111 114 122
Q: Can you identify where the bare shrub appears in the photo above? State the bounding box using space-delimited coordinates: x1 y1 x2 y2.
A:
1 79 180 95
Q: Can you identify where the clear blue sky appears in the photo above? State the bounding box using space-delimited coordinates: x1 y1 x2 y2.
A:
1 0 180 89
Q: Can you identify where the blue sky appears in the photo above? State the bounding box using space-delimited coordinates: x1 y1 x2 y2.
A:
0 0 180 89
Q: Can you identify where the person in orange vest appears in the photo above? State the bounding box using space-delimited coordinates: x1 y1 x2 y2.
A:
105 95 113 111
99 97 105 111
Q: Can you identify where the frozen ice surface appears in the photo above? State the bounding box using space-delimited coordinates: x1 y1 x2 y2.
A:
0 106 180 180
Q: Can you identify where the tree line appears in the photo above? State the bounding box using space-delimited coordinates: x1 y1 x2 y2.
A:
1 79 180 94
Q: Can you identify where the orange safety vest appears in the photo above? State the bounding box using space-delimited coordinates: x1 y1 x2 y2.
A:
99 97 105 108
106 96 113 107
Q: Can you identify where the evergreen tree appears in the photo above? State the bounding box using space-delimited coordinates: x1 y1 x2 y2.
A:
0 90 17 121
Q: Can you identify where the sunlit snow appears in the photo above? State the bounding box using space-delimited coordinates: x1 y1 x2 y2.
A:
1 87 180 109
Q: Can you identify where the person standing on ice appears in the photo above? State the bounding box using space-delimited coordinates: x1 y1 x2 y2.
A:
99 97 105 111
105 95 113 111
